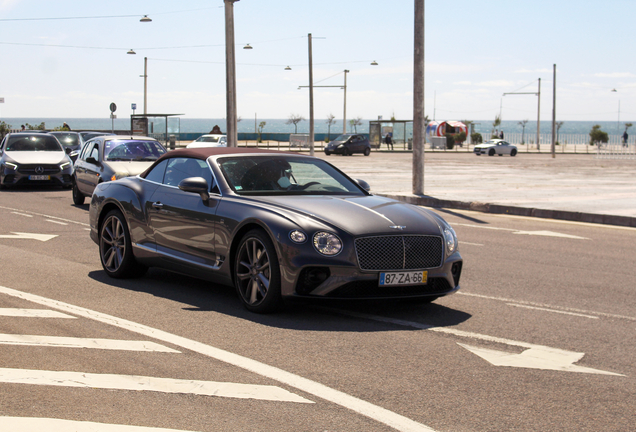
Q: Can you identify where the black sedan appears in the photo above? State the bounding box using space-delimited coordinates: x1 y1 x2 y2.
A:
89 147 462 313
324 134 372 156
73 135 166 205
48 131 83 162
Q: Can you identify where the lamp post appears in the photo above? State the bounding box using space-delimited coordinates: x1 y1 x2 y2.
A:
412 0 425 195
141 57 148 115
343 70 349 134
224 0 239 147
611 88 620 135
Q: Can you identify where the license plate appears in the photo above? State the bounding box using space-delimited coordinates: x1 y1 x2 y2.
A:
379 270 427 286
29 175 50 181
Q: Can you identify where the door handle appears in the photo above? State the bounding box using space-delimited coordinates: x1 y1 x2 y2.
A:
152 202 164 210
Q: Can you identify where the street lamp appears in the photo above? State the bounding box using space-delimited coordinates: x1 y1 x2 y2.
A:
127 49 136 55
140 15 152 22
611 88 620 134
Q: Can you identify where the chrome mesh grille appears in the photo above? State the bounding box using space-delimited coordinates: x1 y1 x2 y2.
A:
355 235 443 271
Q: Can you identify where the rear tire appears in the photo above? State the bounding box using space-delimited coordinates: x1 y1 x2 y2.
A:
99 209 147 278
72 182 85 205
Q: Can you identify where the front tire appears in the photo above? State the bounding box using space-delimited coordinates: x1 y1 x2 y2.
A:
488 148 495 156
510 149 517 157
72 181 85 205
363 147 371 156
99 209 147 278
234 229 282 313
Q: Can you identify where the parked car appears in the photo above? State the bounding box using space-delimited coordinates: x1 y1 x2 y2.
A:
72 135 166 205
79 131 110 142
473 139 518 156
48 131 84 162
324 134 371 156
89 147 462 313
187 134 227 148
0 132 73 189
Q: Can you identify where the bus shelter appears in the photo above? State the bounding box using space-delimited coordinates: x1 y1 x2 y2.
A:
131 114 183 148
369 120 413 150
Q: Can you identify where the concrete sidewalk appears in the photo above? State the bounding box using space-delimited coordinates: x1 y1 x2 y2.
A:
318 152 636 228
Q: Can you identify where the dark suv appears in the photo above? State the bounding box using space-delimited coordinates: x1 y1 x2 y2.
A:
324 134 371 156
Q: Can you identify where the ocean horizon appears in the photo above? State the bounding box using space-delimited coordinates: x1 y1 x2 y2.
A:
1 117 631 137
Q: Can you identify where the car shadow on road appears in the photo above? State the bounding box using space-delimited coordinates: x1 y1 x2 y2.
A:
88 267 471 333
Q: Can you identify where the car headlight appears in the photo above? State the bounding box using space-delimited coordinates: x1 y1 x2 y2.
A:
289 230 307 243
443 226 458 256
60 162 71 170
3 162 18 171
313 232 342 256
337 144 344 148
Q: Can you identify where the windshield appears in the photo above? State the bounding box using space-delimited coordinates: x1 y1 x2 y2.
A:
332 134 352 142
6 135 62 152
50 133 80 148
104 140 167 161
196 135 224 143
219 155 365 196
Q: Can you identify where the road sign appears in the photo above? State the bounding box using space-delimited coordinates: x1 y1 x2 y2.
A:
131 103 137 110
110 102 117 113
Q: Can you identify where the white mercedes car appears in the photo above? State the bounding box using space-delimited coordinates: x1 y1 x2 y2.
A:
473 139 517 156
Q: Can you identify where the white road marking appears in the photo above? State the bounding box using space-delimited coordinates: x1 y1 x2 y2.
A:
1 416 198 431
459 241 483 246
11 212 33 217
457 344 621 375
0 232 58 241
0 368 312 403
452 223 589 239
0 334 181 352
512 230 589 239
45 219 68 226
506 303 599 319
319 308 624 376
0 205 90 227
459 291 636 322
0 308 75 318
0 286 437 432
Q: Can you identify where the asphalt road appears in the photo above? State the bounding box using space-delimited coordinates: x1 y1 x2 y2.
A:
0 186 634 432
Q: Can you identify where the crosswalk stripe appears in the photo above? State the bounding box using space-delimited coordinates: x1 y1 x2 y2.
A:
0 368 313 403
0 308 75 318
1 417 196 431
0 334 181 352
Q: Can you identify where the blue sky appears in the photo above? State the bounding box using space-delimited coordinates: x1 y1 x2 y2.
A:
0 0 634 123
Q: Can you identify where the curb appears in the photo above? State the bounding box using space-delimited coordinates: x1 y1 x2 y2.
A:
378 194 636 228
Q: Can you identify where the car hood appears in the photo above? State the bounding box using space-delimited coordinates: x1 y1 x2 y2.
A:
474 143 495 149
249 194 444 236
4 151 67 164
105 161 157 176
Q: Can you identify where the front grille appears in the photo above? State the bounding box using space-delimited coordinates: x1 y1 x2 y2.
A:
355 235 443 271
18 164 61 175
326 277 452 298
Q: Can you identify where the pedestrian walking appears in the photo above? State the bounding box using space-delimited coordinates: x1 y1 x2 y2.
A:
622 130 628 146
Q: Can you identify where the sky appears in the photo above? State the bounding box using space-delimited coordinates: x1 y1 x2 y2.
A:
0 0 634 124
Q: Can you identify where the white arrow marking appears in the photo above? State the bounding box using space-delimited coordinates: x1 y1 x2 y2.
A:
1 416 198 431
457 343 623 375
0 334 180 353
0 232 57 241
0 368 313 403
315 308 625 377
0 308 75 318
512 230 589 239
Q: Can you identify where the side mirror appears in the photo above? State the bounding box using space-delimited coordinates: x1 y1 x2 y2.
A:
179 176 209 202
355 178 371 192
65 147 71 154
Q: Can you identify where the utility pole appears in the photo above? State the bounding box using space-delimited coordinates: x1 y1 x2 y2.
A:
413 0 425 195
142 57 148 115
308 33 315 156
224 0 239 147
343 70 349 134
537 78 541 151
551 64 556 158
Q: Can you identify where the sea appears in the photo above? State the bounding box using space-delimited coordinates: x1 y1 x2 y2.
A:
1 117 629 136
